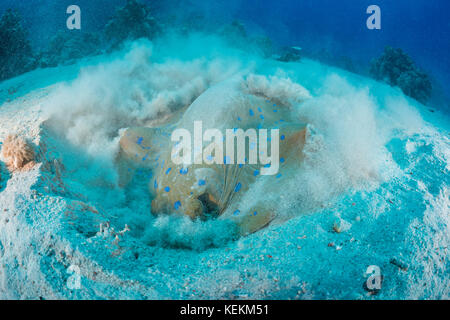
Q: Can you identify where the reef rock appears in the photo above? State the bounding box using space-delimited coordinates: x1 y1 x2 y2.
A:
370 46 432 104
0 9 36 81
277 46 302 62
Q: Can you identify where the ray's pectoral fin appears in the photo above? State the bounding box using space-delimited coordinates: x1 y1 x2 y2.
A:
227 206 276 236
279 123 307 165
222 124 308 236
116 126 167 187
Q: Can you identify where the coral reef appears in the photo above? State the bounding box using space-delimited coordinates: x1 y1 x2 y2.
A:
277 46 302 62
104 0 160 49
30 0 160 70
219 21 274 58
0 9 36 81
1 134 35 171
0 1 162 81
40 0 160 66
38 31 103 68
370 46 432 104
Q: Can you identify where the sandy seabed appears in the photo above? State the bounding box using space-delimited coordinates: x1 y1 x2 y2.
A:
0 37 448 299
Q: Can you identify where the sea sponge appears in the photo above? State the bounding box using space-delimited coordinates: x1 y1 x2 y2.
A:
1 134 35 171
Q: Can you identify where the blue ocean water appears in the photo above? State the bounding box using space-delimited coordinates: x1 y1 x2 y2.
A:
237 0 450 97
1 0 449 106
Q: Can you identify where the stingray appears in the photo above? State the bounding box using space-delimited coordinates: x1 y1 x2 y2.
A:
117 74 311 236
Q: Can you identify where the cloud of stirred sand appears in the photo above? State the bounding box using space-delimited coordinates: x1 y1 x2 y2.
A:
42 32 427 247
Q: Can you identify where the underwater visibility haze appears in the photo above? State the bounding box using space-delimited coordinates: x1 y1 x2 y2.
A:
0 0 448 300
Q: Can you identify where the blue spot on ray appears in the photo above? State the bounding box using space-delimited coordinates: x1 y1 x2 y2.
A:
198 179 206 186
249 109 254 116
180 168 188 175
164 186 170 192
234 182 242 192
165 168 172 175
174 201 181 210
